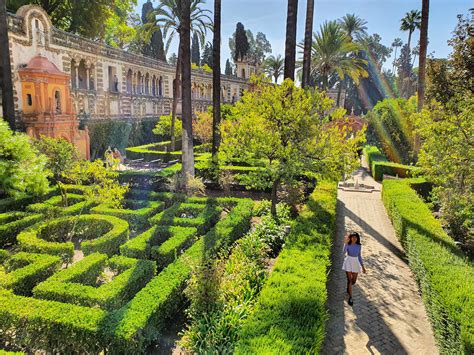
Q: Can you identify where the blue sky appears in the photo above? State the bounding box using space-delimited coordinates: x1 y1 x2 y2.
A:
136 0 472 69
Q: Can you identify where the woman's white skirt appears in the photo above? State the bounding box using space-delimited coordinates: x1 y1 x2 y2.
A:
342 255 361 273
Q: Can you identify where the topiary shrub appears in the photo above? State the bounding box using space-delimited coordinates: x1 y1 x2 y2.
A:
17 215 129 262
0 212 43 248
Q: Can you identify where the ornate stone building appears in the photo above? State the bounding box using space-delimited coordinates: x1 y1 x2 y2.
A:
3 5 250 127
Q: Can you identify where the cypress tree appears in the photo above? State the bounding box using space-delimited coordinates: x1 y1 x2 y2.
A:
201 42 214 69
225 59 233 75
191 33 200 65
234 22 249 61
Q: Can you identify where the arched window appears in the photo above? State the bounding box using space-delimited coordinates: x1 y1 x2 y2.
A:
126 70 133 94
242 68 246 78
77 60 87 90
152 75 157 96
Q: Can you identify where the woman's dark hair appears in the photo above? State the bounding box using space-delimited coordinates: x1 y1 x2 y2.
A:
348 232 361 245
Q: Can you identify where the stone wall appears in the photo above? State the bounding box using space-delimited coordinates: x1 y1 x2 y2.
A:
6 5 249 123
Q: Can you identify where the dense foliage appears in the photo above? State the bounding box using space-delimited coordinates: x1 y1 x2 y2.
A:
220 78 363 214
0 119 50 197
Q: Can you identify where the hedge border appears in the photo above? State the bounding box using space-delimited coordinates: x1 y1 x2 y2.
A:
17 215 129 262
363 145 417 181
0 252 62 296
0 212 43 248
235 181 338 353
33 254 156 310
382 179 473 353
26 193 95 217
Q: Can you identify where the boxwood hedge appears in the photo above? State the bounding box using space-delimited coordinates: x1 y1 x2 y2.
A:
33 254 156 310
26 194 95 217
91 199 165 231
17 215 129 262
0 212 43 248
363 145 416 181
382 179 474 354
235 181 337 353
0 252 62 296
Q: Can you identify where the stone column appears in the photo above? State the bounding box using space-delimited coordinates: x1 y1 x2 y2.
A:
74 63 79 89
86 66 90 90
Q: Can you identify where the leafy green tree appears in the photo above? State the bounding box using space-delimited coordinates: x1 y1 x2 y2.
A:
64 159 128 209
230 26 271 68
34 136 78 183
225 59 233 75
201 42 213 69
104 2 140 50
415 98 473 242
191 32 201 65
141 0 166 60
153 114 182 140
263 54 284 83
7 0 137 40
400 9 421 50
220 79 364 216
0 119 50 197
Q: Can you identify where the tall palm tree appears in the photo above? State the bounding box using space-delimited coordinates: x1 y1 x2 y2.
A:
150 0 211 151
338 13 368 41
417 0 429 111
181 0 194 180
284 0 298 81
212 0 221 156
400 9 421 50
0 0 15 130
391 37 403 73
302 0 314 88
310 21 368 95
263 55 285 83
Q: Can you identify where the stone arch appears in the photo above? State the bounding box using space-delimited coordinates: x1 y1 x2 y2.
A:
16 5 53 47
126 69 133 94
77 59 87 90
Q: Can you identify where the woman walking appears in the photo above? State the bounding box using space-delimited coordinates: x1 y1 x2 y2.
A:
342 232 366 306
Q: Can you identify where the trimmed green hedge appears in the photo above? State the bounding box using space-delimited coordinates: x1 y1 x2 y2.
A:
149 202 222 235
150 226 198 269
363 145 416 181
235 181 337 353
0 212 43 248
91 200 165 231
126 142 205 162
17 215 129 262
382 179 474 354
33 254 156 310
106 198 254 352
26 194 95 217
120 225 197 262
0 252 62 296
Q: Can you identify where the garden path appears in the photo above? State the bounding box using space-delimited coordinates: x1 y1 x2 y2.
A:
323 160 438 355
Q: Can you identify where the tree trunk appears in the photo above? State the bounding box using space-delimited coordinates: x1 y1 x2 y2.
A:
270 178 280 217
337 80 343 107
407 30 413 50
322 74 329 91
0 0 15 130
392 47 398 73
301 0 314 88
211 0 221 157
284 0 298 81
171 42 182 152
181 0 195 182
417 0 429 112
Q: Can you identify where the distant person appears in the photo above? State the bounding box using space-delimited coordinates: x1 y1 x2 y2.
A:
104 146 113 167
342 232 366 306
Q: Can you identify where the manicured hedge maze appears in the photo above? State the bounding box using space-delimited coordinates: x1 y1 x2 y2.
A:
0 189 254 353
0 212 43 248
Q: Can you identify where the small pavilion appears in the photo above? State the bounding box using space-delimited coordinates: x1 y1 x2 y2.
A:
18 55 90 159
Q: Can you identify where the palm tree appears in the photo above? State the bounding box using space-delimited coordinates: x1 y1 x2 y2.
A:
284 0 298 81
417 0 430 111
149 0 211 151
338 13 368 41
391 37 403 73
0 0 15 130
181 0 194 180
263 55 285 83
310 21 368 100
212 0 221 156
302 0 314 88
400 9 421 50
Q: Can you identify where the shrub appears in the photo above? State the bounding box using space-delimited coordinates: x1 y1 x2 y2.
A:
126 142 205 162
363 145 417 181
33 254 156 310
17 215 129 262
0 252 62 296
382 179 474 353
235 181 337 353
0 212 43 248
91 200 165 231
26 193 94 217
120 225 197 261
